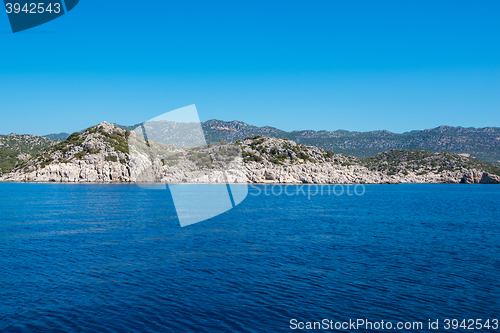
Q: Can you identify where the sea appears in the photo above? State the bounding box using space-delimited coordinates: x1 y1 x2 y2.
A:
1 183 499 332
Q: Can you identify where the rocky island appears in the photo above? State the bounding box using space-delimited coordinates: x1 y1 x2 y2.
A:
0 122 499 184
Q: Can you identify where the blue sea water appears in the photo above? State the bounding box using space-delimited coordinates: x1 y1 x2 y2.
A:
0 183 499 332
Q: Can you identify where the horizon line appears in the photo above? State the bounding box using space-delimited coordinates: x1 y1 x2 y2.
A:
1 120 500 137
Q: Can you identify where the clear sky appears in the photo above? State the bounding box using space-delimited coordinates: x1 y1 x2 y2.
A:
1 1 499 135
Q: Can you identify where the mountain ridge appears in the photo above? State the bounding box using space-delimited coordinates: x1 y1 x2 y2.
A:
1 122 499 184
1 119 498 176
200 120 500 164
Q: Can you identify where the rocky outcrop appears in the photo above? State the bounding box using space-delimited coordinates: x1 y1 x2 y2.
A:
243 161 394 184
456 170 500 184
1 122 499 184
386 168 500 184
0 122 132 183
480 173 500 184
4 161 132 183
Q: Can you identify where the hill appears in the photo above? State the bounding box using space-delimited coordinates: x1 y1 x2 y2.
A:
4 122 132 182
237 136 499 184
1 122 499 184
362 150 500 178
44 132 71 141
0 134 55 175
47 120 500 165
200 120 500 164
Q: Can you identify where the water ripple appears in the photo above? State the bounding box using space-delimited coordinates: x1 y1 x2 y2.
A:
1 184 499 332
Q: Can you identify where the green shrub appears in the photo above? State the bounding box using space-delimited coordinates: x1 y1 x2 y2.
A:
277 153 289 160
250 155 263 162
57 132 84 147
97 128 129 153
86 126 98 134
66 132 81 142
114 145 129 154
39 158 54 168
74 151 87 159
297 152 309 160
242 150 263 162
249 138 265 149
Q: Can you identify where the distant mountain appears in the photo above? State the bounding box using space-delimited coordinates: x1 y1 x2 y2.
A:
201 119 289 142
44 132 70 141
198 120 500 164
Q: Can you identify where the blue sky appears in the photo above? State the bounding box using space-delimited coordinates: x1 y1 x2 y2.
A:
1 1 499 135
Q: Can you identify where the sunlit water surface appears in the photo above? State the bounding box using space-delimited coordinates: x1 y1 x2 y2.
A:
1 183 499 332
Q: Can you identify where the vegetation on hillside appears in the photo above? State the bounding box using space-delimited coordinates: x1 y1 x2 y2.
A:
362 150 500 176
197 120 500 164
3 122 500 180
43 132 70 141
0 148 19 176
0 134 55 175
239 136 357 166
0 133 54 155
12 124 131 173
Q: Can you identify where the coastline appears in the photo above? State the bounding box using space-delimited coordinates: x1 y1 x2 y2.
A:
2 163 498 184
2 123 499 185
0 179 498 185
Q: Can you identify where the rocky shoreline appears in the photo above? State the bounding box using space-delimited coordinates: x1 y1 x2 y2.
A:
2 162 498 185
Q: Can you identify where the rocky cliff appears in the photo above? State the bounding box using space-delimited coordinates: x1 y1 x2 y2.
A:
1 122 499 184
